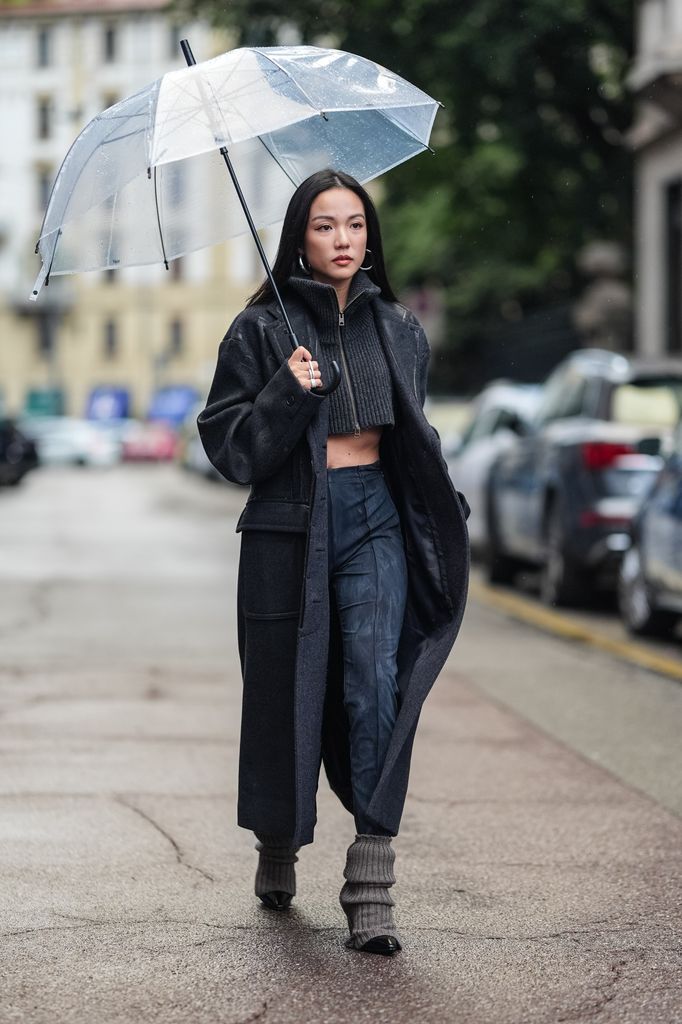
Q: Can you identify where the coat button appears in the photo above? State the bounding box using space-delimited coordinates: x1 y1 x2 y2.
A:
286 395 295 407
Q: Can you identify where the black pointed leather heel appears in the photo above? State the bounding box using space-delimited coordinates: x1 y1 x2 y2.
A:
258 891 293 911
358 935 401 956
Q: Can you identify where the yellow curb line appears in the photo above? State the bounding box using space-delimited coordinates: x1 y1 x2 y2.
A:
469 578 682 684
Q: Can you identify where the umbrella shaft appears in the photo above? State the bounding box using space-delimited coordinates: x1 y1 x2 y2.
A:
218 145 299 350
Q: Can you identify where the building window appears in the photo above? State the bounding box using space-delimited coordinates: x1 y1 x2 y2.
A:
169 318 183 356
37 97 52 140
104 319 118 359
37 26 51 67
666 180 682 354
37 166 53 211
169 23 182 59
103 25 117 62
36 316 54 359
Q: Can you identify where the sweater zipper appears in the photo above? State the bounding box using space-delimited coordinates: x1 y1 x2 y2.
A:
337 299 362 438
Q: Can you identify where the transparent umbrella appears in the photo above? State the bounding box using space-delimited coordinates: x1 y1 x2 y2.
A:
31 41 442 389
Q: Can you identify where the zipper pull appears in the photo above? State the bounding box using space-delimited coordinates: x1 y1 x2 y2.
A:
339 311 345 327
354 425 361 438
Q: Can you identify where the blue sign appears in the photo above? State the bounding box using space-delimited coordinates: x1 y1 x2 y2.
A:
147 386 198 426
86 387 130 421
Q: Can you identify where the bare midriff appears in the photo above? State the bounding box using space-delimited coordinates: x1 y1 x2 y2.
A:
326 425 383 469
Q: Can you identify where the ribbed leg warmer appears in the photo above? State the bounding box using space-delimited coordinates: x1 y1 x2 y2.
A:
339 834 401 950
253 833 299 898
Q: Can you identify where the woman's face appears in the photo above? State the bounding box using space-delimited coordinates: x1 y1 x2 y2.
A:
300 187 368 290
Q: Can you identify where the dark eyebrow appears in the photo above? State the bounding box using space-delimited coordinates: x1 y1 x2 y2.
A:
311 213 366 221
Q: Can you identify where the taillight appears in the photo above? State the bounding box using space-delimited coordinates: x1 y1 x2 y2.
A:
579 509 631 527
581 441 635 470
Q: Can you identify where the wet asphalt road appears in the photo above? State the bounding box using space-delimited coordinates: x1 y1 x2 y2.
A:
0 464 680 1024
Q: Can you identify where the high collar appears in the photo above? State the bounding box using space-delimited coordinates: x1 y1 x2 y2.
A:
285 268 381 337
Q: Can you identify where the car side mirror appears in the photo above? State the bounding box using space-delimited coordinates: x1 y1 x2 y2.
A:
505 413 529 437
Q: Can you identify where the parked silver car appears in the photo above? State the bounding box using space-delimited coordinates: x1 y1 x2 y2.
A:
18 416 122 467
446 382 541 551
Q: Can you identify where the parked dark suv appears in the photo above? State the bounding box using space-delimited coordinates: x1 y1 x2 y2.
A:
486 349 682 606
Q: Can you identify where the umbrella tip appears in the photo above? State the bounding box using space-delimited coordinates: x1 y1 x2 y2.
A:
180 39 197 67
30 263 48 300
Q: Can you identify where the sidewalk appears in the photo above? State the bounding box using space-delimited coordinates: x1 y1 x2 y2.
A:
1 466 680 1023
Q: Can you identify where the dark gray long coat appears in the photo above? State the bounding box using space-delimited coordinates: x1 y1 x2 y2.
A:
198 282 470 846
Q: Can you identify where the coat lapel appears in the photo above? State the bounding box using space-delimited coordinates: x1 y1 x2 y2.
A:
262 293 329 366
371 301 421 405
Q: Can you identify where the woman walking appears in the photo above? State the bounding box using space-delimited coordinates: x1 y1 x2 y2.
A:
198 168 469 956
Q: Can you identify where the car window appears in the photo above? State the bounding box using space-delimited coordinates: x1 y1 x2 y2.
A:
609 380 682 428
467 408 503 442
534 368 587 425
496 408 525 432
582 376 603 419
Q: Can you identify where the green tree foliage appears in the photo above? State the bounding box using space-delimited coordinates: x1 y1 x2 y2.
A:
178 0 632 377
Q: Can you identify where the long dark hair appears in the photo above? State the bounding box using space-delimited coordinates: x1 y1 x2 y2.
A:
246 169 397 307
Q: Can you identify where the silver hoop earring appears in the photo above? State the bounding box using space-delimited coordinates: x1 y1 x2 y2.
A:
298 253 311 275
360 248 373 271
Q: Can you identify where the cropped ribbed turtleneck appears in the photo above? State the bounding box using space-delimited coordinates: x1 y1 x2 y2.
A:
285 269 395 436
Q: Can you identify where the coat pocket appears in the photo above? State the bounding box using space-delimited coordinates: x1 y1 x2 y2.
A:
236 499 310 534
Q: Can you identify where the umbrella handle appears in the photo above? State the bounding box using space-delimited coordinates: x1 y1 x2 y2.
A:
289 339 341 396
315 359 341 396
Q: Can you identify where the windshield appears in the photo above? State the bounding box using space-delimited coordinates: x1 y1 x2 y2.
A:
609 379 682 428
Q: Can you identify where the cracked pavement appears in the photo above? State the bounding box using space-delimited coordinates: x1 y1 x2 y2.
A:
0 465 681 1024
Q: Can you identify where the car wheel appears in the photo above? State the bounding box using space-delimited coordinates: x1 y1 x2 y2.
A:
618 545 678 638
540 500 588 608
484 491 522 585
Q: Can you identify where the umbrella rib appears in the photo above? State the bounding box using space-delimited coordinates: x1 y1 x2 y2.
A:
105 191 118 267
153 166 170 270
99 124 147 147
255 134 298 188
373 105 436 155
43 227 62 286
251 49 321 114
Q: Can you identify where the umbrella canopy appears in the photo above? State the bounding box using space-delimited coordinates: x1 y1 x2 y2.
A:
30 45 441 300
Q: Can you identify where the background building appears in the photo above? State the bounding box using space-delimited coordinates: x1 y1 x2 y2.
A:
629 0 682 357
0 0 277 417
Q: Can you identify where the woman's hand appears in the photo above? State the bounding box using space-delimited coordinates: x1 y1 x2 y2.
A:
287 346 323 391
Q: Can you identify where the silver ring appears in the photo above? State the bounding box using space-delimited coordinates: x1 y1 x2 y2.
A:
308 363 315 382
